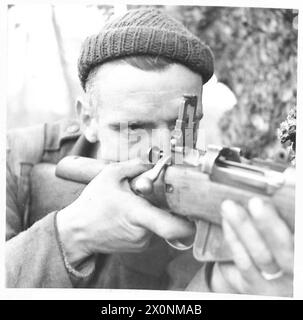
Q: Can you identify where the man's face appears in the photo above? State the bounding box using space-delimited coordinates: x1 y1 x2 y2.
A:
81 60 203 162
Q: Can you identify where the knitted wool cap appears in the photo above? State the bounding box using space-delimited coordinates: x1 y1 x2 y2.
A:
78 8 214 90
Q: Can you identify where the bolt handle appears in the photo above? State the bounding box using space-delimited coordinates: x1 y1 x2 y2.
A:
131 155 171 196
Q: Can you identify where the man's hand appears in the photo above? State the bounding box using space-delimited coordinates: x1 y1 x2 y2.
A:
56 158 195 269
210 198 294 296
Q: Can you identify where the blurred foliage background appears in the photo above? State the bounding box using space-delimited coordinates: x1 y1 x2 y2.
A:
7 4 298 160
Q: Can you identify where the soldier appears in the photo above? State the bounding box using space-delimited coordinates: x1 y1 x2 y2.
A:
6 8 294 295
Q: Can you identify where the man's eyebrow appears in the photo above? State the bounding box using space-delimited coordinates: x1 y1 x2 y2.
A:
109 121 155 129
109 119 178 130
109 112 202 129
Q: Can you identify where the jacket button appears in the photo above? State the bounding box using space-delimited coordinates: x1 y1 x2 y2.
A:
66 124 79 133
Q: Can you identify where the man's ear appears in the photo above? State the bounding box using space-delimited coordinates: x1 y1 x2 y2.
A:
75 97 98 143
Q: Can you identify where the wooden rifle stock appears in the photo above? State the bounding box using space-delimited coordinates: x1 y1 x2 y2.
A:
45 155 295 262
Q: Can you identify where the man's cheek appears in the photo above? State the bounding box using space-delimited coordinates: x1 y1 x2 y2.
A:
127 129 172 161
127 131 151 161
97 128 171 162
96 130 127 162
96 134 146 162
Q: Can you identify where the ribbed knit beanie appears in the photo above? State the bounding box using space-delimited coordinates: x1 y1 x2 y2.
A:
78 8 214 91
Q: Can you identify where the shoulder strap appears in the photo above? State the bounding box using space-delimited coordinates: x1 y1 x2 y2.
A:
7 124 46 229
7 119 82 229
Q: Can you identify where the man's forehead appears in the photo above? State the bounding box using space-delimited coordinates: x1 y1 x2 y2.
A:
89 61 203 121
99 90 198 106
92 61 203 92
97 91 202 120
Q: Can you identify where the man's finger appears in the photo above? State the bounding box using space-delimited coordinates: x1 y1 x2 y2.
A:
221 218 260 283
248 197 294 274
221 200 280 276
98 158 152 181
217 262 249 294
133 202 195 241
208 262 239 293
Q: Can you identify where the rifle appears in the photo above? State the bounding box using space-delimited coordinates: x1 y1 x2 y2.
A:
30 95 295 262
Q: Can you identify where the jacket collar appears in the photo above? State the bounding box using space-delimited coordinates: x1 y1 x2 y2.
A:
44 118 81 151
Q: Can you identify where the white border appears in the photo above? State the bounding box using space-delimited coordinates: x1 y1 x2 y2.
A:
0 0 8 297
293 0 303 300
0 0 302 300
1 0 302 10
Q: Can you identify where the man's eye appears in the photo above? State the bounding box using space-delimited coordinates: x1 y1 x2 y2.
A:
169 124 176 131
168 120 176 131
128 123 142 131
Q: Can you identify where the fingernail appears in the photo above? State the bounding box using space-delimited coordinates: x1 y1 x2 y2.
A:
248 197 264 218
221 199 237 218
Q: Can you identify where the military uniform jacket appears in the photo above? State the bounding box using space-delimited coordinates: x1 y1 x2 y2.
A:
6 119 211 289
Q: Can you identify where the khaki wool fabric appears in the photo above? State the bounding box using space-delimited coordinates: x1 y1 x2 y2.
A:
78 8 214 90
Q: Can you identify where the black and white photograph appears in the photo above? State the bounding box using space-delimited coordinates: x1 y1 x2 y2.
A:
3 1 301 299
